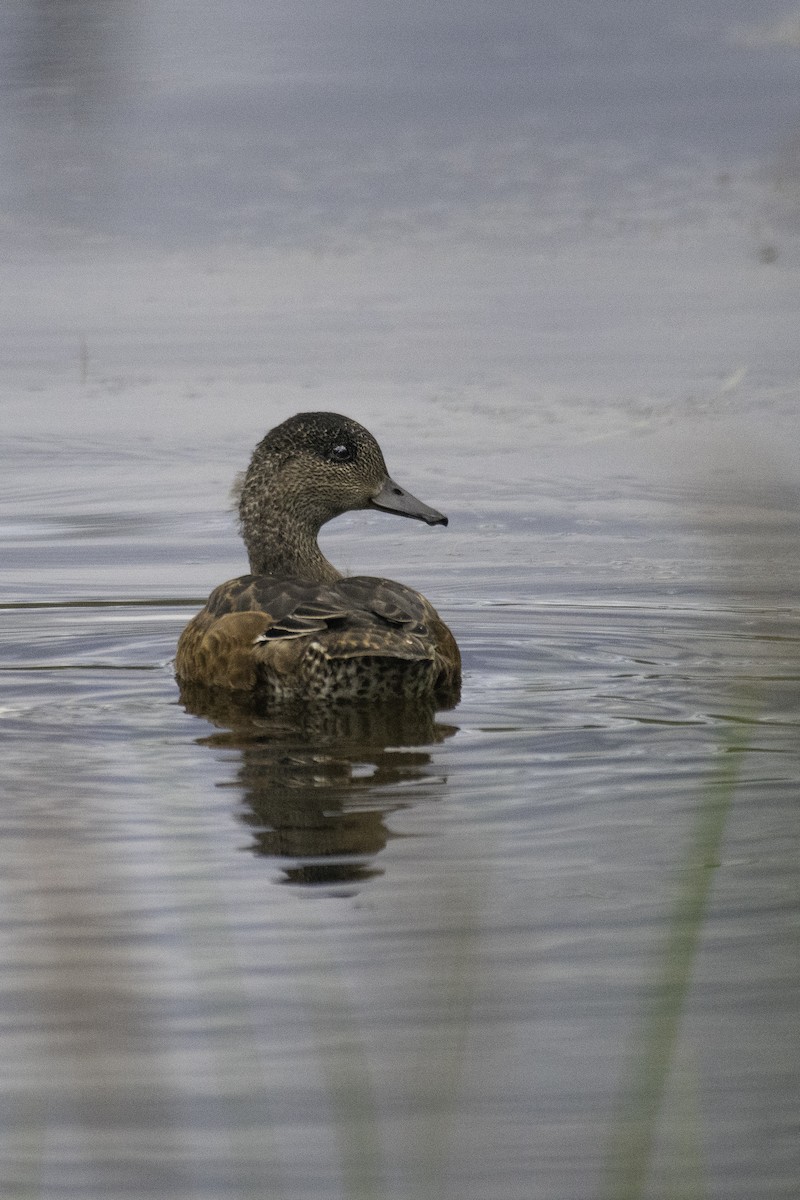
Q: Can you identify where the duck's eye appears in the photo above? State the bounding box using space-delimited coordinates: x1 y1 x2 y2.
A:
327 443 355 464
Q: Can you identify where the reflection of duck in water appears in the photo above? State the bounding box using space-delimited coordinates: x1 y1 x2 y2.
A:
197 704 458 887
176 412 460 708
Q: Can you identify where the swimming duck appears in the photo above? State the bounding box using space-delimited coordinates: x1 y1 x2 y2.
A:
175 412 461 706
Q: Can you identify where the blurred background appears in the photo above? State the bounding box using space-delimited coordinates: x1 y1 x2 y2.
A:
2 0 799 454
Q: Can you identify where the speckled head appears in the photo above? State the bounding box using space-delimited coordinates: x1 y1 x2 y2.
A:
238 412 448 582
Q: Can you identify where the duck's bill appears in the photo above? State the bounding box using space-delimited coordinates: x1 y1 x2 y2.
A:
369 476 448 526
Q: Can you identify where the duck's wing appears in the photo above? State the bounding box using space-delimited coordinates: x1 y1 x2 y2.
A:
176 573 460 698
325 576 461 697
281 576 460 706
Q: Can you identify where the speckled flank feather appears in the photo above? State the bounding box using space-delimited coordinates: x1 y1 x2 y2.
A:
175 412 461 707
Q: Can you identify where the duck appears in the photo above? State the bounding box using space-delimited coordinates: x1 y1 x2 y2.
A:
175 412 461 706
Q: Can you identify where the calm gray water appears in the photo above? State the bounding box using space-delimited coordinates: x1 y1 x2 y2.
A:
2 4 799 1199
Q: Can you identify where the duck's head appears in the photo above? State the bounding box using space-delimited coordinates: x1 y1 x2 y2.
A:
238 412 448 580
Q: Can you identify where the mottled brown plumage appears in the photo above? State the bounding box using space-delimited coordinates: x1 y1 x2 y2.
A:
176 413 461 706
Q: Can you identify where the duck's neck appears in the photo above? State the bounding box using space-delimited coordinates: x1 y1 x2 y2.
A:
242 509 342 584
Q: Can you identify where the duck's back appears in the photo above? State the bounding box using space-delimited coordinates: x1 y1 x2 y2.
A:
176 573 460 705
